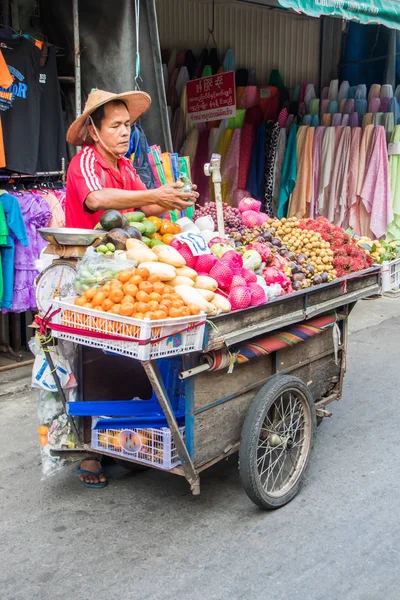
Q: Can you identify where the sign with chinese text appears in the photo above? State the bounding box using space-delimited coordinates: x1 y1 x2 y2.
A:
186 71 236 124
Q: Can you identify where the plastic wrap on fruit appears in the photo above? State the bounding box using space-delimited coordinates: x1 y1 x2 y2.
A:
178 173 193 196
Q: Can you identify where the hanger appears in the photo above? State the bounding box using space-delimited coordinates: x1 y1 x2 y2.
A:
202 0 219 54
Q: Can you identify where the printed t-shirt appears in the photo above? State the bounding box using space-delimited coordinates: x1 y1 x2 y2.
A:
66 145 147 229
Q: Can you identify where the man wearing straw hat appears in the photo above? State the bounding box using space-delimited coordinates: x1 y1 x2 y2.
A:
66 88 198 230
66 89 198 487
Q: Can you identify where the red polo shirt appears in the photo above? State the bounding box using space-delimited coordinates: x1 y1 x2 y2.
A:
65 145 147 228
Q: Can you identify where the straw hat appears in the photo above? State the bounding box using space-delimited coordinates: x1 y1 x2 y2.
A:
66 88 151 146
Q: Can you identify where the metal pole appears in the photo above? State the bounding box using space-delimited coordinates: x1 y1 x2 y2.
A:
72 0 81 119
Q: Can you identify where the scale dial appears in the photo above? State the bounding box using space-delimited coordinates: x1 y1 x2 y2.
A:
35 260 77 316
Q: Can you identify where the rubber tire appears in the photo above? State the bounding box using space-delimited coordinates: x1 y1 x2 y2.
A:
113 458 149 472
239 375 316 510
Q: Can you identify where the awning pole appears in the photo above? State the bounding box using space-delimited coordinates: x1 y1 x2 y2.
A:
73 0 81 118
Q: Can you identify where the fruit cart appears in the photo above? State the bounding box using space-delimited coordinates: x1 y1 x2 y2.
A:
46 265 380 510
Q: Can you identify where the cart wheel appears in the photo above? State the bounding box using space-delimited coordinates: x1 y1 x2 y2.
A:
239 375 316 510
113 458 149 472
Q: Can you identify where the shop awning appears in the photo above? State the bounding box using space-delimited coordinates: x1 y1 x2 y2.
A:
277 1 400 31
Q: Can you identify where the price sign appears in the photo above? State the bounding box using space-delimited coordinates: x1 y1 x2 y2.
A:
175 232 211 256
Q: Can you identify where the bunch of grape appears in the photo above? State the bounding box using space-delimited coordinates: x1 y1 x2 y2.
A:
194 202 242 234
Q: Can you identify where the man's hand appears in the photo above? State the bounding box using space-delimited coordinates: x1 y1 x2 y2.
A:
154 182 199 211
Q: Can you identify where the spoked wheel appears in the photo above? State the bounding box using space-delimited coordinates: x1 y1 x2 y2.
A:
239 375 316 510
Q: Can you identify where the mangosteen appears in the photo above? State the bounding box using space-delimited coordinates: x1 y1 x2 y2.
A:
297 253 307 265
293 273 305 282
263 231 273 242
279 248 288 257
292 281 302 291
269 227 276 235
304 264 315 276
313 275 323 285
290 262 300 274
256 236 264 242
287 251 296 261
266 242 273 248
320 272 329 283
272 238 282 247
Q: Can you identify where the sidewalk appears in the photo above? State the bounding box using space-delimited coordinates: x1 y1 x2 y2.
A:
349 295 399 334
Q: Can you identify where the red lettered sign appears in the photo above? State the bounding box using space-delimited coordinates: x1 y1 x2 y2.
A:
186 71 236 124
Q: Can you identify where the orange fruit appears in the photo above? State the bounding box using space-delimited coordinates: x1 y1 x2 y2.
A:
188 303 201 315
160 221 175 235
93 306 103 312
92 291 106 307
160 298 172 310
172 223 182 234
102 283 111 294
122 294 135 305
147 274 161 284
144 311 154 319
102 298 114 311
110 304 121 314
136 267 150 279
134 312 145 320
161 293 173 301
84 287 97 300
123 283 139 297
172 299 184 308
120 303 135 316
75 296 86 306
149 312 161 320
151 232 163 241
152 282 165 295
181 307 191 317
118 270 134 283
148 292 162 303
110 289 124 303
169 307 180 318
83 302 93 309
135 301 149 314
37 425 49 435
129 275 143 286
147 216 162 231
139 281 153 294
147 301 159 312
136 290 150 303
39 435 48 447
163 285 173 294
154 309 167 320
162 233 175 245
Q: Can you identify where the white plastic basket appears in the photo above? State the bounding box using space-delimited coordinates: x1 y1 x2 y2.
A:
50 297 205 360
91 420 184 470
381 258 400 293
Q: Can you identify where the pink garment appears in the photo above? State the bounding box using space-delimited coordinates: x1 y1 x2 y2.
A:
346 128 361 230
311 126 326 218
360 126 393 238
289 126 315 218
44 192 65 228
318 127 336 217
328 126 351 226
278 108 288 128
350 125 375 235
320 99 329 116
368 97 381 113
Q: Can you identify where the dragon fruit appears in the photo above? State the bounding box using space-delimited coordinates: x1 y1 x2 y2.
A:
248 283 267 306
230 275 248 288
242 249 262 271
241 268 257 283
263 266 291 290
246 242 271 263
209 243 233 259
220 250 243 274
209 262 234 289
228 286 252 310
257 212 269 225
241 210 261 228
208 236 233 248
194 253 218 274
238 197 261 213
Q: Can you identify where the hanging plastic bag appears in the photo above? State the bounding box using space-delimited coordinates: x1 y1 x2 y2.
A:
73 246 136 294
32 345 77 391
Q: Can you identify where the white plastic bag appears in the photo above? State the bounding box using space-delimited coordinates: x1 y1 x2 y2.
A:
73 246 136 294
32 347 77 391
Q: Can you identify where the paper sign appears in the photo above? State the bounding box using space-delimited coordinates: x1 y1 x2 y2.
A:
175 232 211 256
186 71 236 124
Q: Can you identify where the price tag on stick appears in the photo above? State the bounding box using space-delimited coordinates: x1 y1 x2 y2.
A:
175 232 211 256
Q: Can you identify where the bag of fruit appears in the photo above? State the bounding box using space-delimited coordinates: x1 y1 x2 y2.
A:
73 247 136 294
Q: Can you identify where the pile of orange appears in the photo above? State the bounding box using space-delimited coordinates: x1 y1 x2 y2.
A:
147 216 181 245
73 266 201 321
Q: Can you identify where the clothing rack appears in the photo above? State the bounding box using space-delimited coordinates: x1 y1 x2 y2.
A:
0 159 66 184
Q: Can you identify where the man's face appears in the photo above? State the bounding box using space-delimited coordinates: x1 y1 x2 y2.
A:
94 102 131 157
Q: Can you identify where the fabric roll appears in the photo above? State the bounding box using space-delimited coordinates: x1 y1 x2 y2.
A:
321 87 329 100
320 99 330 116
286 114 295 130
304 84 316 107
310 126 326 218
209 48 220 74
380 97 390 113
272 127 287 216
223 49 236 72
235 69 248 87
368 84 381 101
280 87 290 107
293 84 301 102
278 108 289 128
216 128 233 171
360 125 393 238
176 49 186 68
263 122 280 216
322 114 332 127
338 81 350 102
208 128 221 157
344 99 355 114
288 126 315 219
201 65 212 78
380 84 393 99
395 85 400 102
303 115 312 126
328 79 339 101
348 86 357 99
355 99 367 125
228 109 246 129
180 128 199 166
170 107 185 153
362 113 373 130
339 99 346 114
193 129 210 205
167 48 177 78
351 124 375 235
373 113 384 126
247 124 266 202
243 86 260 109
175 66 189 99
309 99 320 116
184 49 196 79
299 102 307 116
328 100 338 114
332 113 342 127
169 66 180 93
328 126 351 226
311 115 320 127
299 82 307 103
349 113 359 128
318 126 336 217
247 69 257 86
238 125 256 191
221 128 241 205
264 96 280 122
387 125 400 240
368 97 381 113
355 84 367 100
277 124 298 218
269 69 284 88
236 86 246 109
341 114 349 127
166 86 179 113
390 97 400 125
347 127 362 230
193 49 208 79
383 112 395 142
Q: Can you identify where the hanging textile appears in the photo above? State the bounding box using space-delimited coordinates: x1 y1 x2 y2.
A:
310 126 326 218
277 124 298 219
347 128 362 231
288 126 314 219
247 124 266 203
263 122 280 216
350 124 375 235
221 128 241 205
387 126 400 240
328 126 351 226
272 128 287 217
318 127 336 218
192 130 210 206
0 192 28 309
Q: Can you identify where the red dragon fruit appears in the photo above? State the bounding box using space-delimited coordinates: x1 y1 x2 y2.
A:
241 210 261 228
263 266 291 290
248 283 267 306
241 268 258 283
194 253 218 274
209 262 234 289
230 275 248 288
228 286 252 310
238 197 261 213
220 250 243 274
246 242 271 263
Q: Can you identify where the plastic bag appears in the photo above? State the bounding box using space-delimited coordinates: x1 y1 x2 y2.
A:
73 246 136 294
32 346 77 391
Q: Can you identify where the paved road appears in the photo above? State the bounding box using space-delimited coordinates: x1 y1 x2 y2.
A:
1 302 399 600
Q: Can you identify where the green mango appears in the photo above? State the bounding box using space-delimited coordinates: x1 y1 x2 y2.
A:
149 239 165 248
142 220 157 236
142 236 151 246
125 211 145 223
